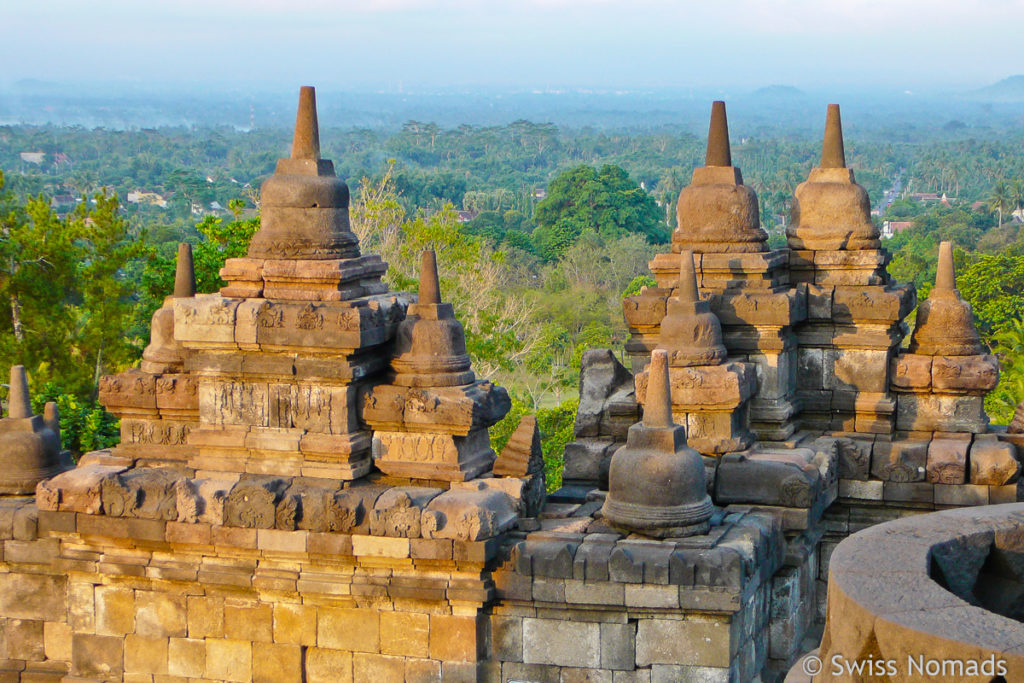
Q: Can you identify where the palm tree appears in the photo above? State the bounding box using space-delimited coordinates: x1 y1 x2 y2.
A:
989 181 1012 229
1012 180 1024 221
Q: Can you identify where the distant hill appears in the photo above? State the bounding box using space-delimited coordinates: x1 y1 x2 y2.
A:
750 85 806 98
966 75 1024 101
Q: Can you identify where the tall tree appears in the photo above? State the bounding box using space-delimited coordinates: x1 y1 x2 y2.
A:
532 164 666 262
989 181 1012 229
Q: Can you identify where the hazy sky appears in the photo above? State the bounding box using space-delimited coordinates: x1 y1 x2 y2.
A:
4 0 1022 91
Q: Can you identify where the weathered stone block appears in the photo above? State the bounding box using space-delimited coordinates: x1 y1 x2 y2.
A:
890 354 932 390
636 618 731 667
406 658 443 683
369 486 442 537
636 362 756 411
43 621 71 662
970 439 1020 485
797 348 824 391
563 438 615 486
491 615 523 662
175 294 240 346
95 585 136 636
372 429 495 482
934 483 990 506
0 574 66 621
168 637 206 678
223 476 289 528
834 437 871 480
830 348 888 393
351 534 409 558
380 611 430 657
927 438 968 484
363 381 510 435
895 393 988 433
353 653 406 681
205 638 252 683
715 449 822 508
6 618 44 661
318 607 379 652
522 618 600 668
253 642 303 683
307 647 353 683
35 463 125 513
421 484 517 541
882 481 934 503
871 439 927 482
135 591 187 638
72 633 124 678
931 354 999 393
225 603 273 643
102 467 181 520
187 596 224 639
601 622 636 671
272 603 316 646
575 349 636 438
429 614 481 662
124 634 168 675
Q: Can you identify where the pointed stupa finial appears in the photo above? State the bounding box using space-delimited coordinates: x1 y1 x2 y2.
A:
173 243 196 298
678 251 700 302
419 250 441 305
821 103 846 169
290 86 321 161
43 401 59 435
705 101 732 167
7 365 32 419
935 241 956 291
643 350 674 429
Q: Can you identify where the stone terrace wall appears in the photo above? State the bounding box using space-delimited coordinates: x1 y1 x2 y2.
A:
0 491 831 682
0 496 498 682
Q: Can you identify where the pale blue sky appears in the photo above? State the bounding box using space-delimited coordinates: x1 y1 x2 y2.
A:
3 0 1022 91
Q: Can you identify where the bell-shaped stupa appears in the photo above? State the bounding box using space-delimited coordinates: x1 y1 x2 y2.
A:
391 250 475 387
141 243 195 374
674 101 766 253
908 241 984 356
0 366 67 494
656 251 728 367
363 250 510 482
247 86 361 261
601 349 714 538
788 104 879 251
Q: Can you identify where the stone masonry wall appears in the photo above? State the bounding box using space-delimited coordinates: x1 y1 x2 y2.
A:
0 497 496 682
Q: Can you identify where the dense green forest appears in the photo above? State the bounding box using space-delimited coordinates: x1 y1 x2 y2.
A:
3 115 1024 478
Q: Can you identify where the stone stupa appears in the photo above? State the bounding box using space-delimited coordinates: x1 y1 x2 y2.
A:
788 104 880 251
673 101 767 254
0 365 67 494
363 250 510 482
601 348 714 538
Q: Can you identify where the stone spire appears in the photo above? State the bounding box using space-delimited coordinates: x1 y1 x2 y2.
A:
391 250 474 387
674 101 766 253
247 85 361 260
290 86 320 160
821 103 846 169
0 365 66 495
705 100 732 167
656 251 728 367
908 241 984 356
173 243 195 298
600 349 714 538
7 365 31 419
418 249 441 305
141 242 194 374
788 104 879 251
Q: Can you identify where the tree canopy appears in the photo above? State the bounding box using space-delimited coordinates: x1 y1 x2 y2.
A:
531 164 667 261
